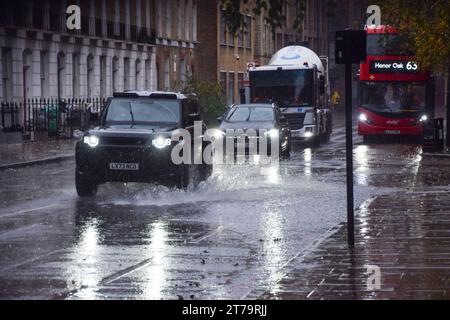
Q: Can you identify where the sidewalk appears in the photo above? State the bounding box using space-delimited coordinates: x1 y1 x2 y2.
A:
252 188 450 300
0 139 76 170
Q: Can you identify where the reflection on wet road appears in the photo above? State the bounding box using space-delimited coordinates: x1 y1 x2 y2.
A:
0 116 449 299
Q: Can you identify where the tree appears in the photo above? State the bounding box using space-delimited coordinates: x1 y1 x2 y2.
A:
378 0 450 149
220 0 336 37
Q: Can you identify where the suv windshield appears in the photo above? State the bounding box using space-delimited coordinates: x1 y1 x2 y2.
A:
226 106 275 122
104 98 180 125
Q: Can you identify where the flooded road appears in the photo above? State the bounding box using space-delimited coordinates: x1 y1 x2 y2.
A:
0 113 448 299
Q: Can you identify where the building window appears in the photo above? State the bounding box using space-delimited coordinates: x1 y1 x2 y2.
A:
87 55 95 98
112 57 119 93
192 1 197 42
135 59 141 90
57 52 66 99
166 1 171 38
163 57 170 90
72 53 80 97
244 16 252 49
100 56 107 97
124 58 130 91
1 48 12 101
145 58 152 90
180 59 186 85
219 72 227 96
40 51 49 98
185 0 190 41
220 12 226 45
228 72 235 105
177 0 182 39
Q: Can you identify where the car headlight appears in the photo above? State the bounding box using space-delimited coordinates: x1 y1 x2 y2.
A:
419 114 428 123
152 136 171 149
359 114 368 122
211 129 225 139
264 129 279 138
83 135 99 148
304 131 313 138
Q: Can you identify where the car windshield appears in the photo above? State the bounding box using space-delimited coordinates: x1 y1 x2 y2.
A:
360 82 426 113
104 98 180 124
250 69 314 107
226 106 274 122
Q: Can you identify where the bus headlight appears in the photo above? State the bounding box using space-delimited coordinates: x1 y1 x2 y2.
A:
359 114 368 123
419 115 428 123
83 135 99 148
152 137 171 149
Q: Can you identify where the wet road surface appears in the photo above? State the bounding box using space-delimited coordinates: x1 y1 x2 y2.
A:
0 113 447 299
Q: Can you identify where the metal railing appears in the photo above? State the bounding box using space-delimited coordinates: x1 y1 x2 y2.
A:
1 98 107 140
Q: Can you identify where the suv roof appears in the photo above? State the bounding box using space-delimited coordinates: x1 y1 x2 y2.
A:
113 91 197 100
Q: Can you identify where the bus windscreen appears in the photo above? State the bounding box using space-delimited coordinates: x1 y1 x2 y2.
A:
250 70 314 107
367 34 413 56
360 82 426 113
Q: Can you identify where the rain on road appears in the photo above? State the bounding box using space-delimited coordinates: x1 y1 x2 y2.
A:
0 113 446 300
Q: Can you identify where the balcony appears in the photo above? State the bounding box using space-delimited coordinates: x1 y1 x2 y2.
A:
0 9 156 45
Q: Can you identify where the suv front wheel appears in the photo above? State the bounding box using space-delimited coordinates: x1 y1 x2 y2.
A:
76 170 98 197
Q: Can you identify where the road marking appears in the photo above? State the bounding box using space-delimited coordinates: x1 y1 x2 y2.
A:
100 258 153 285
0 249 66 275
0 204 61 218
189 226 225 244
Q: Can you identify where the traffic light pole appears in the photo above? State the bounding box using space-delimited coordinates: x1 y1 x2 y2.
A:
345 61 355 247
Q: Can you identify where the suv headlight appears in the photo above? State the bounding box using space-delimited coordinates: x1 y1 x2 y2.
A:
264 129 279 138
152 136 171 149
83 135 99 148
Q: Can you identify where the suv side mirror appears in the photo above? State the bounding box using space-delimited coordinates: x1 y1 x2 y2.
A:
217 116 223 124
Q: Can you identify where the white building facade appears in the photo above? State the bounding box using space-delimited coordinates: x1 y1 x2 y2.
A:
0 0 158 102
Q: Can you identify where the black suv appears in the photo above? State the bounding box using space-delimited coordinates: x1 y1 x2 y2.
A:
75 91 212 197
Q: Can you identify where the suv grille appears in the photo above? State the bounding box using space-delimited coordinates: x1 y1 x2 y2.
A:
100 136 149 146
284 113 305 130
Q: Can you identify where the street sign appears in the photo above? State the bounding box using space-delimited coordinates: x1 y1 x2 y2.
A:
335 30 367 64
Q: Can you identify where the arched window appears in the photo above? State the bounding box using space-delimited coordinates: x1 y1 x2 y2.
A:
22 49 33 101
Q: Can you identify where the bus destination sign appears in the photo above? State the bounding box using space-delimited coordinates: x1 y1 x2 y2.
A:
369 60 420 74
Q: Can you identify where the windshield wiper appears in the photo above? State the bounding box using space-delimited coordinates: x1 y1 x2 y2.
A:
128 102 136 128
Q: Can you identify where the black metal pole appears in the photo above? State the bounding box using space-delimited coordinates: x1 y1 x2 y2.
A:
446 67 450 151
345 61 355 247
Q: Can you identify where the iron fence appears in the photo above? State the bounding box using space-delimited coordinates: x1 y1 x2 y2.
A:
0 98 107 141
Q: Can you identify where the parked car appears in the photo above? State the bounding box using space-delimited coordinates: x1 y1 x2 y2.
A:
75 91 212 197
216 103 291 160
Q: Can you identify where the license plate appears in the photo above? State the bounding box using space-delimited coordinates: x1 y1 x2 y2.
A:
109 163 139 171
385 130 401 135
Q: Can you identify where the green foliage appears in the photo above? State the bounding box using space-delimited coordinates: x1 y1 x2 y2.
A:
378 0 450 74
181 77 227 125
219 0 336 38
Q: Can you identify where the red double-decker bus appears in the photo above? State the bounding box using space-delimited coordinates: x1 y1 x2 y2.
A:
358 25 433 142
